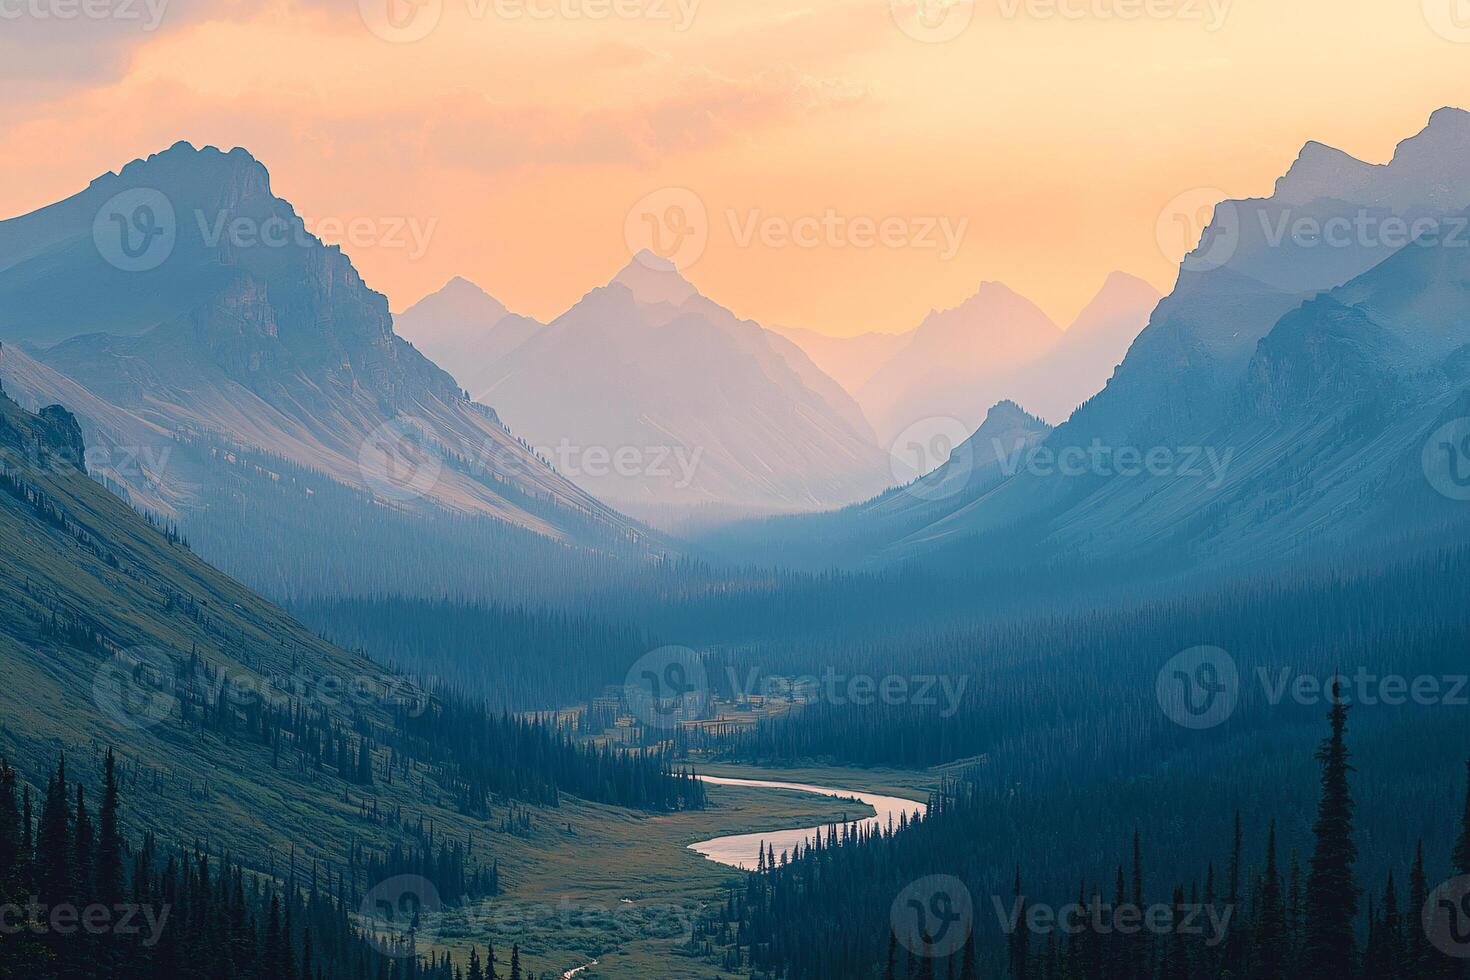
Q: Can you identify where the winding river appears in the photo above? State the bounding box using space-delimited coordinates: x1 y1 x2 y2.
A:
689 774 927 870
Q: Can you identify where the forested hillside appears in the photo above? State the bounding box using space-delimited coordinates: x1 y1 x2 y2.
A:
699 702 1470 980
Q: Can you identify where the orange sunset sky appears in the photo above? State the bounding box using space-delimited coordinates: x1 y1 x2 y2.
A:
3 0 1469 335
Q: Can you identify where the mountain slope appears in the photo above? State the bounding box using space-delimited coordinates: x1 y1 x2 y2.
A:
471 253 892 519
696 399 1052 568
0 143 644 553
0 388 459 869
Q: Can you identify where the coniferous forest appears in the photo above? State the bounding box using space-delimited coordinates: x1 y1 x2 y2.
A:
695 697 1470 980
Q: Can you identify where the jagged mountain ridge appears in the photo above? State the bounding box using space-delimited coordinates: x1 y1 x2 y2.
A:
0 142 644 550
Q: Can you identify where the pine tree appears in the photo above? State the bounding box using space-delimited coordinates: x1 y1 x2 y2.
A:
1380 873 1405 980
1303 684 1359 980
1251 821 1286 980
1286 851 1305 974
72 782 93 900
95 749 125 906
1223 810 1245 979
467 947 484 980
0 758 20 895
1409 841 1431 979
508 944 521 980
1456 759 1470 877
1008 867 1028 980
35 754 72 905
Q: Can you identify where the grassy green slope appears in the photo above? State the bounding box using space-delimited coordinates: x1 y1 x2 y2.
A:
0 389 892 977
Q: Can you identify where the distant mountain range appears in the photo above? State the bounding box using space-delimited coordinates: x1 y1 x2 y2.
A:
397 261 1157 523
703 107 1470 574
404 253 895 523
847 273 1160 443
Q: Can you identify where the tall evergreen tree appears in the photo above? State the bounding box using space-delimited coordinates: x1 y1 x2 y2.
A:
35 755 71 905
1456 760 1470 877
95 749 125 907
0 759 19 894
1409 841 1432 979
1008 867 1028 980
1251 822 1287 980
1303 683 1359 980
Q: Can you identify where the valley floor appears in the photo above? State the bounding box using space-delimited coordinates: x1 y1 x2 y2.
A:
426 765 940 978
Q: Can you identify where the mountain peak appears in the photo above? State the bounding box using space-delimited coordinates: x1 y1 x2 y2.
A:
1272 140 1378 204
1273 107 1470 208
1068 272 1162 331
94 141 274 201
399 276 511 324
984 399 1039 426
611 251 698 307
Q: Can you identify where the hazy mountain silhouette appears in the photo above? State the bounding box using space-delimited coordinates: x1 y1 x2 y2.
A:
394 276 541 391
0 142 642 548
467 252 892 520
709 109 1470 573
